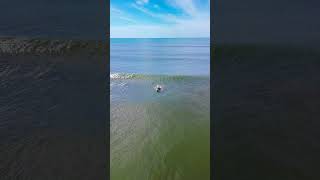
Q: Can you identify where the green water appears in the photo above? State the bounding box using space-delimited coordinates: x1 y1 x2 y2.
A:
111 75 210 180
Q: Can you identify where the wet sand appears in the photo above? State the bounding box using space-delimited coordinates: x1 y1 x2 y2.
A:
0 38 108 179
213 45 320 179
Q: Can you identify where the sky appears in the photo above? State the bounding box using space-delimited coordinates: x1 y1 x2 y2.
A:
110 0 210 38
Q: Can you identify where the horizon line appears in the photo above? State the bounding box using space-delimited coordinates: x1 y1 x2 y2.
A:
110 37 210 39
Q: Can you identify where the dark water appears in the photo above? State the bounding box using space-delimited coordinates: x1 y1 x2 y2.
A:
0 0 107 40
0 40 107 179
213 45 320 179
0 0 107 178
111 38 210 180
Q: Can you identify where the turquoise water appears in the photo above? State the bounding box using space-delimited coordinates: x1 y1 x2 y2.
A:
111 38 210 180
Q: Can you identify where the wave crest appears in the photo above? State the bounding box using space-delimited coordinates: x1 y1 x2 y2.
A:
110 73 139 79
110 73 207 81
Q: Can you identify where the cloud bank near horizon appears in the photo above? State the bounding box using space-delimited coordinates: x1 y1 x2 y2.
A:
111 0 210 38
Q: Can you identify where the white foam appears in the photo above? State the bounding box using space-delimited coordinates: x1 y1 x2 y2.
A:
110 73 135 79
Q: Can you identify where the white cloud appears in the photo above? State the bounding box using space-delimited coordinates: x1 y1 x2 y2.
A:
111 16 209 38
117 16 137 24
111 6 123 15
131 3 183 23
136 0 149 5
167 0 198 16
131 3 157 17
111 6 137 24
111 0 210 38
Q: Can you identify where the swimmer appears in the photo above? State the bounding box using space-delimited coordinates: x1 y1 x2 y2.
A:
154 85 163 92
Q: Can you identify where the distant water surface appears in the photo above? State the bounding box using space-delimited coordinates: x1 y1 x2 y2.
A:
0 0 106 39
111 38 210 76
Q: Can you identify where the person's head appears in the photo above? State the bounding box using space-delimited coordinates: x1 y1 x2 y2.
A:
156 85 162 92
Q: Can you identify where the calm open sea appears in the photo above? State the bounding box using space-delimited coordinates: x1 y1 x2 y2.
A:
111 38 210 75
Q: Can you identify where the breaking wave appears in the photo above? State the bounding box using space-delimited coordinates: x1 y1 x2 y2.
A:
110 73 207 81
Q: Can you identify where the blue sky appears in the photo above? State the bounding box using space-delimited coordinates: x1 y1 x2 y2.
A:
110 0 210 38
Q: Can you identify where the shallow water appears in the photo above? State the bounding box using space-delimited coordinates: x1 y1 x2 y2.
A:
111 76 210 180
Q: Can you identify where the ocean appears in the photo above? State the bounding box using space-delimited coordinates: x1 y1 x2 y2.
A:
0 39 107 179
111 38 210 75
0 0 106 40
0 0 107 178
110 38 210 180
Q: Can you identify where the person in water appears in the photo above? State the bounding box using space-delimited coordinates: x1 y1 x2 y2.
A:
155 85 162 92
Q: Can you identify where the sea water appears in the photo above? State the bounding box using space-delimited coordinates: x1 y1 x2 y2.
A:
111 38 210 180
